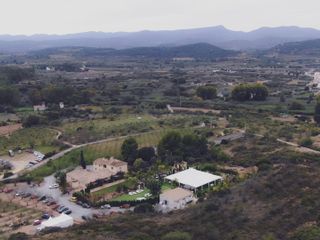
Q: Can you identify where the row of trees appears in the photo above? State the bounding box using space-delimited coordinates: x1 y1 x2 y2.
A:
232 83 268 101
29 86 95 105
121 131 208 167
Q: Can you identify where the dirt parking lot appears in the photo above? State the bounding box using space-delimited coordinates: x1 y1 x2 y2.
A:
0 152 38 174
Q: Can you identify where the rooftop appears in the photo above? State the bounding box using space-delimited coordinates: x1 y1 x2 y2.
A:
165 168 222 189
161 187 193 202
94 157 127 167
67 166 113 186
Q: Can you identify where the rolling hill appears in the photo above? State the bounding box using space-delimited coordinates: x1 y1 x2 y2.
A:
268 39 320 56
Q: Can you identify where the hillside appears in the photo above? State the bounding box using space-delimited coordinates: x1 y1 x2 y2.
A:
31 43 239 60
29 150 320 240
269 39 320 56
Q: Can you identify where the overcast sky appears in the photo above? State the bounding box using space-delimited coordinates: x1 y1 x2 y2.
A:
1 0 319 35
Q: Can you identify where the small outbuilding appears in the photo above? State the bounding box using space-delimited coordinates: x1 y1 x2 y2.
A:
37 214 73 231
165 168 222 191
159 187 194 212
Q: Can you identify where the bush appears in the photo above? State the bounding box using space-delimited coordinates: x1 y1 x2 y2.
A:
134 203 155 213
161 231 192 240
299 137 313 147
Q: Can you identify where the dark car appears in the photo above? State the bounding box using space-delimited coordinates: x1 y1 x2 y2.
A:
83 203 91 208
38 195 46 201
56 205 65 212
58 207 69 213
42 214 50 220
64 210 72 215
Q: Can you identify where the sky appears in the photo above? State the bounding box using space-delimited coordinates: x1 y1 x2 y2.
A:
0 0 319 35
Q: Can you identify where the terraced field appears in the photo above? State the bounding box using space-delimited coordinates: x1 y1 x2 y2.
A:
0 199 41 239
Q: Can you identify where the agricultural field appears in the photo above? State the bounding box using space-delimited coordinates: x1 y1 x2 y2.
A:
60 114 213 144
0 127 59 155
0 199 41 239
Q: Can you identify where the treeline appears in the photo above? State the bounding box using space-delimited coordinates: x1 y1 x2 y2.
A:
29 86 95 105
0 86 20 106
0 66 35 84
232 83 268 101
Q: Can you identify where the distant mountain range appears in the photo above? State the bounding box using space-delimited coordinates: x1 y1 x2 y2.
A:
1 26 320 53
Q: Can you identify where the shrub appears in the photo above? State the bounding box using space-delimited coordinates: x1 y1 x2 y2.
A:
161 231 192 240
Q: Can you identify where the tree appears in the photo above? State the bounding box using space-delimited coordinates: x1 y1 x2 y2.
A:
196 86 217 100
121 137 138 165
158 131 182 162
80 150 86 169
146 179 161 196
232 83 268 101
138 147 156 162
54 171 67 193
22 115 41 128
314 101 320 124
181 134 208 160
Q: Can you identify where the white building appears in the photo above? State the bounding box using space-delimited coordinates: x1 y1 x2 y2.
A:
37 214 73 231
165 168 222 191
33 103 47 112
159 187 194 212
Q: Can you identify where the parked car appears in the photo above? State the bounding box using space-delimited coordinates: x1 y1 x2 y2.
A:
120 204 130 209
49 184 59 189
47 201 56 206
82 203 91 209
64 210 72 215
100 204 111 209
3 188 13 193
33 220 41 226
56 205 65 212
69 196 77 202
42 214 50 220
38 195 46 201
58 207 69 213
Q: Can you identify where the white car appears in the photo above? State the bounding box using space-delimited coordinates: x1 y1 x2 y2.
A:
49 184 59 189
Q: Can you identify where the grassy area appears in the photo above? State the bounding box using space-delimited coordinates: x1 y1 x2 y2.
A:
60 114 213 144
0 127 58 155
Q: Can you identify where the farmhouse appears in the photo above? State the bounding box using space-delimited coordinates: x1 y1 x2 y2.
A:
165 168 222 191
159 187 194 212
67 157 127 190
93 157 128 173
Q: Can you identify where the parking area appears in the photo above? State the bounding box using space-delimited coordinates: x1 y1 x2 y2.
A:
1 176 129 224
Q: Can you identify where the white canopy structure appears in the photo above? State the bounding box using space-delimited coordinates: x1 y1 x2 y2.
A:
165 168 222 190
37 214 74 231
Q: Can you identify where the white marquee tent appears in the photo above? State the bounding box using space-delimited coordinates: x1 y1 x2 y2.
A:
165 168 222 190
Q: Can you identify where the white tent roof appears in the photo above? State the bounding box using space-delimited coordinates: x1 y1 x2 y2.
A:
38 213 73 230
165 168 222 189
